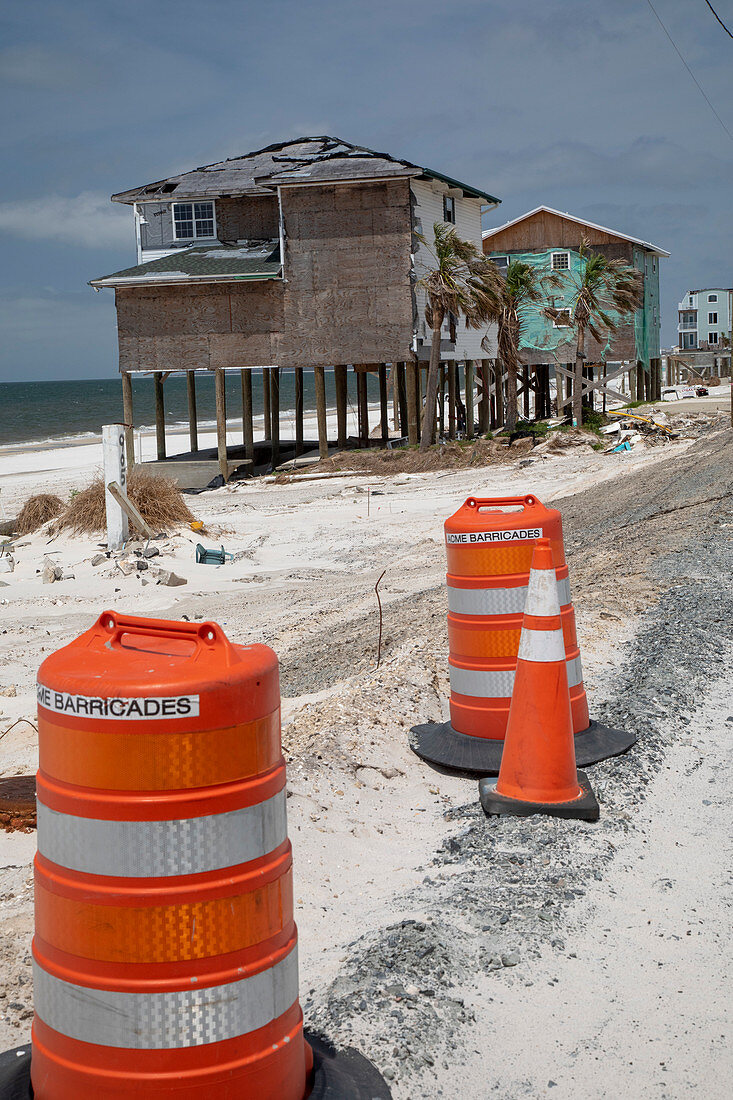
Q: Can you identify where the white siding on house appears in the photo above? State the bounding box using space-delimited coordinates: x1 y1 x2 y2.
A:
410 179 498 360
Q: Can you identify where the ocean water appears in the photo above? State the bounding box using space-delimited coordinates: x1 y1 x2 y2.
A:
0 370 383 448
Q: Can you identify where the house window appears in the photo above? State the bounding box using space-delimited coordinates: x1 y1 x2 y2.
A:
551 252 570 270
443 195 456 224
552 308 572 327
653 257 657 272
689 295 695 305
172 201 216 240
709 331 719 344
708 293 718 302
709 312 718 325
492 254 509 274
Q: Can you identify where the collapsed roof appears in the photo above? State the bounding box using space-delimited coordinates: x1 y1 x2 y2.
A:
90 241 281 288
112 136 501 206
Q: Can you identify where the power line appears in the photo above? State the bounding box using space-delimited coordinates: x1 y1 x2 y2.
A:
644 0 733 143
703 0 733 40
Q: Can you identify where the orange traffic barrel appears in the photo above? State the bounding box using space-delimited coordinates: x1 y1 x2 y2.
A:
17 612 391 1100
479 539 599 821
412 494 635 775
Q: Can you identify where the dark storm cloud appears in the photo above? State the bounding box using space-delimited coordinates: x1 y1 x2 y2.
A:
0 0 731 379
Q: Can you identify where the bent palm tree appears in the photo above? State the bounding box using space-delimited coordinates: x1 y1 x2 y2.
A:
493 260 560 432
545 238 643 425
416 223 503 451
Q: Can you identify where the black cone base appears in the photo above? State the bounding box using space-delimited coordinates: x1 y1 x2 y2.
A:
411 719 636 778
308 1032 392 1098
0 1038 393 1100
478 770 600 822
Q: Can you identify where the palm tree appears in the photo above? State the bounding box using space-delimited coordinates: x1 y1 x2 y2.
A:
416 223 503 451
492 260 560 432
545 238 643 425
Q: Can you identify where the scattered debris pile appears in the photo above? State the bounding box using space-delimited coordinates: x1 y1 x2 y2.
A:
57 470 194 534
279 437 532 479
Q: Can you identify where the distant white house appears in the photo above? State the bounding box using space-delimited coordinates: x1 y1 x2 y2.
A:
677 287 732 351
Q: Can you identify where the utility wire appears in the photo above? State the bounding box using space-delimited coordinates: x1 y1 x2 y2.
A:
644 0 733 143
703 0 733 40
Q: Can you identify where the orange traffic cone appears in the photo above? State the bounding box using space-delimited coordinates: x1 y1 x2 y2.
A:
479 540 599 821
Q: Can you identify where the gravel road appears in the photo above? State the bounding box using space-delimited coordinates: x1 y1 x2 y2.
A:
301 424 733 1097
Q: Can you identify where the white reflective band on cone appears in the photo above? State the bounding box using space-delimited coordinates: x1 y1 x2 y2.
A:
33 945 299 1050
517 627 566 663
447 576 572 616
524 568 561 617
37 788 288 878
450 656 583 698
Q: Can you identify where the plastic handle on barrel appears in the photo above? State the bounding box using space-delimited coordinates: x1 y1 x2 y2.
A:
463 494 537 510
95 610 232 657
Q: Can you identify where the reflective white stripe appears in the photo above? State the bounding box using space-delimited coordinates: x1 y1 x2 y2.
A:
524 567 561 617
447 576 572 616
449 666 515 698
447 585 528 616
37 788 287 878
567 655 583 687
450 655 583 698
518 627 566 663
33 945 298 1050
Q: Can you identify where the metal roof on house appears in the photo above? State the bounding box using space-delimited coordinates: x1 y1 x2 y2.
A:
112 136 501 205
90 241 281 288
482 206 670 257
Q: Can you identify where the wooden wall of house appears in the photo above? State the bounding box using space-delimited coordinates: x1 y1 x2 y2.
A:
277 179 414 366
116 179 415 370
216 196 279 241
484 210 630 252
137 195 279 253
116 282 284 371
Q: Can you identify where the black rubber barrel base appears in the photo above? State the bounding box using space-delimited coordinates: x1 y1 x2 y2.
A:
411 718 636 777
0 1037 392 1100
0 1045 30 1100
478 769 600 822
308 1032 392 1098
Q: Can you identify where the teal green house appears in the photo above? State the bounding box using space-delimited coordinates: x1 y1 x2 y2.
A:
482 207 668 375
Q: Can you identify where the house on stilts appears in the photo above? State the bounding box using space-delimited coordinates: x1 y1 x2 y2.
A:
91 136 501 482
482 207 669 415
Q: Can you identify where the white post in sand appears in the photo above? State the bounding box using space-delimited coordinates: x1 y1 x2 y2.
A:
103 424 129 551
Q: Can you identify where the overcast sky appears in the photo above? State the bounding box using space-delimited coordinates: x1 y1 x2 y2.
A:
1 0 731 381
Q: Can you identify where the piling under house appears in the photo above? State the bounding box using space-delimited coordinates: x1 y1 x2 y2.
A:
91 137 501 481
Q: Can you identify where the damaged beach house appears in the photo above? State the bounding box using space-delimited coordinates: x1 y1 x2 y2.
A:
482 206 669 415
90 137 502 483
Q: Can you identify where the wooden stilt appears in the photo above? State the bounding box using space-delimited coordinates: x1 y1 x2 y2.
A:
407 361 420 445
121 371 134 469
214 368 228 481
439 365 446 437
494 361 505 427
397 362 408 437
479 360 490 434
185 371 198 454
389 366 399 430
262 368 271 441
314 365 328 460
465 360 474 438
378 363 389 442
294 367 304 456
356 367 369 446
447 361 456 439
154 373 166 460
270 367 280 468
241 369 254 462
334 365 347 448
522 366 530 420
